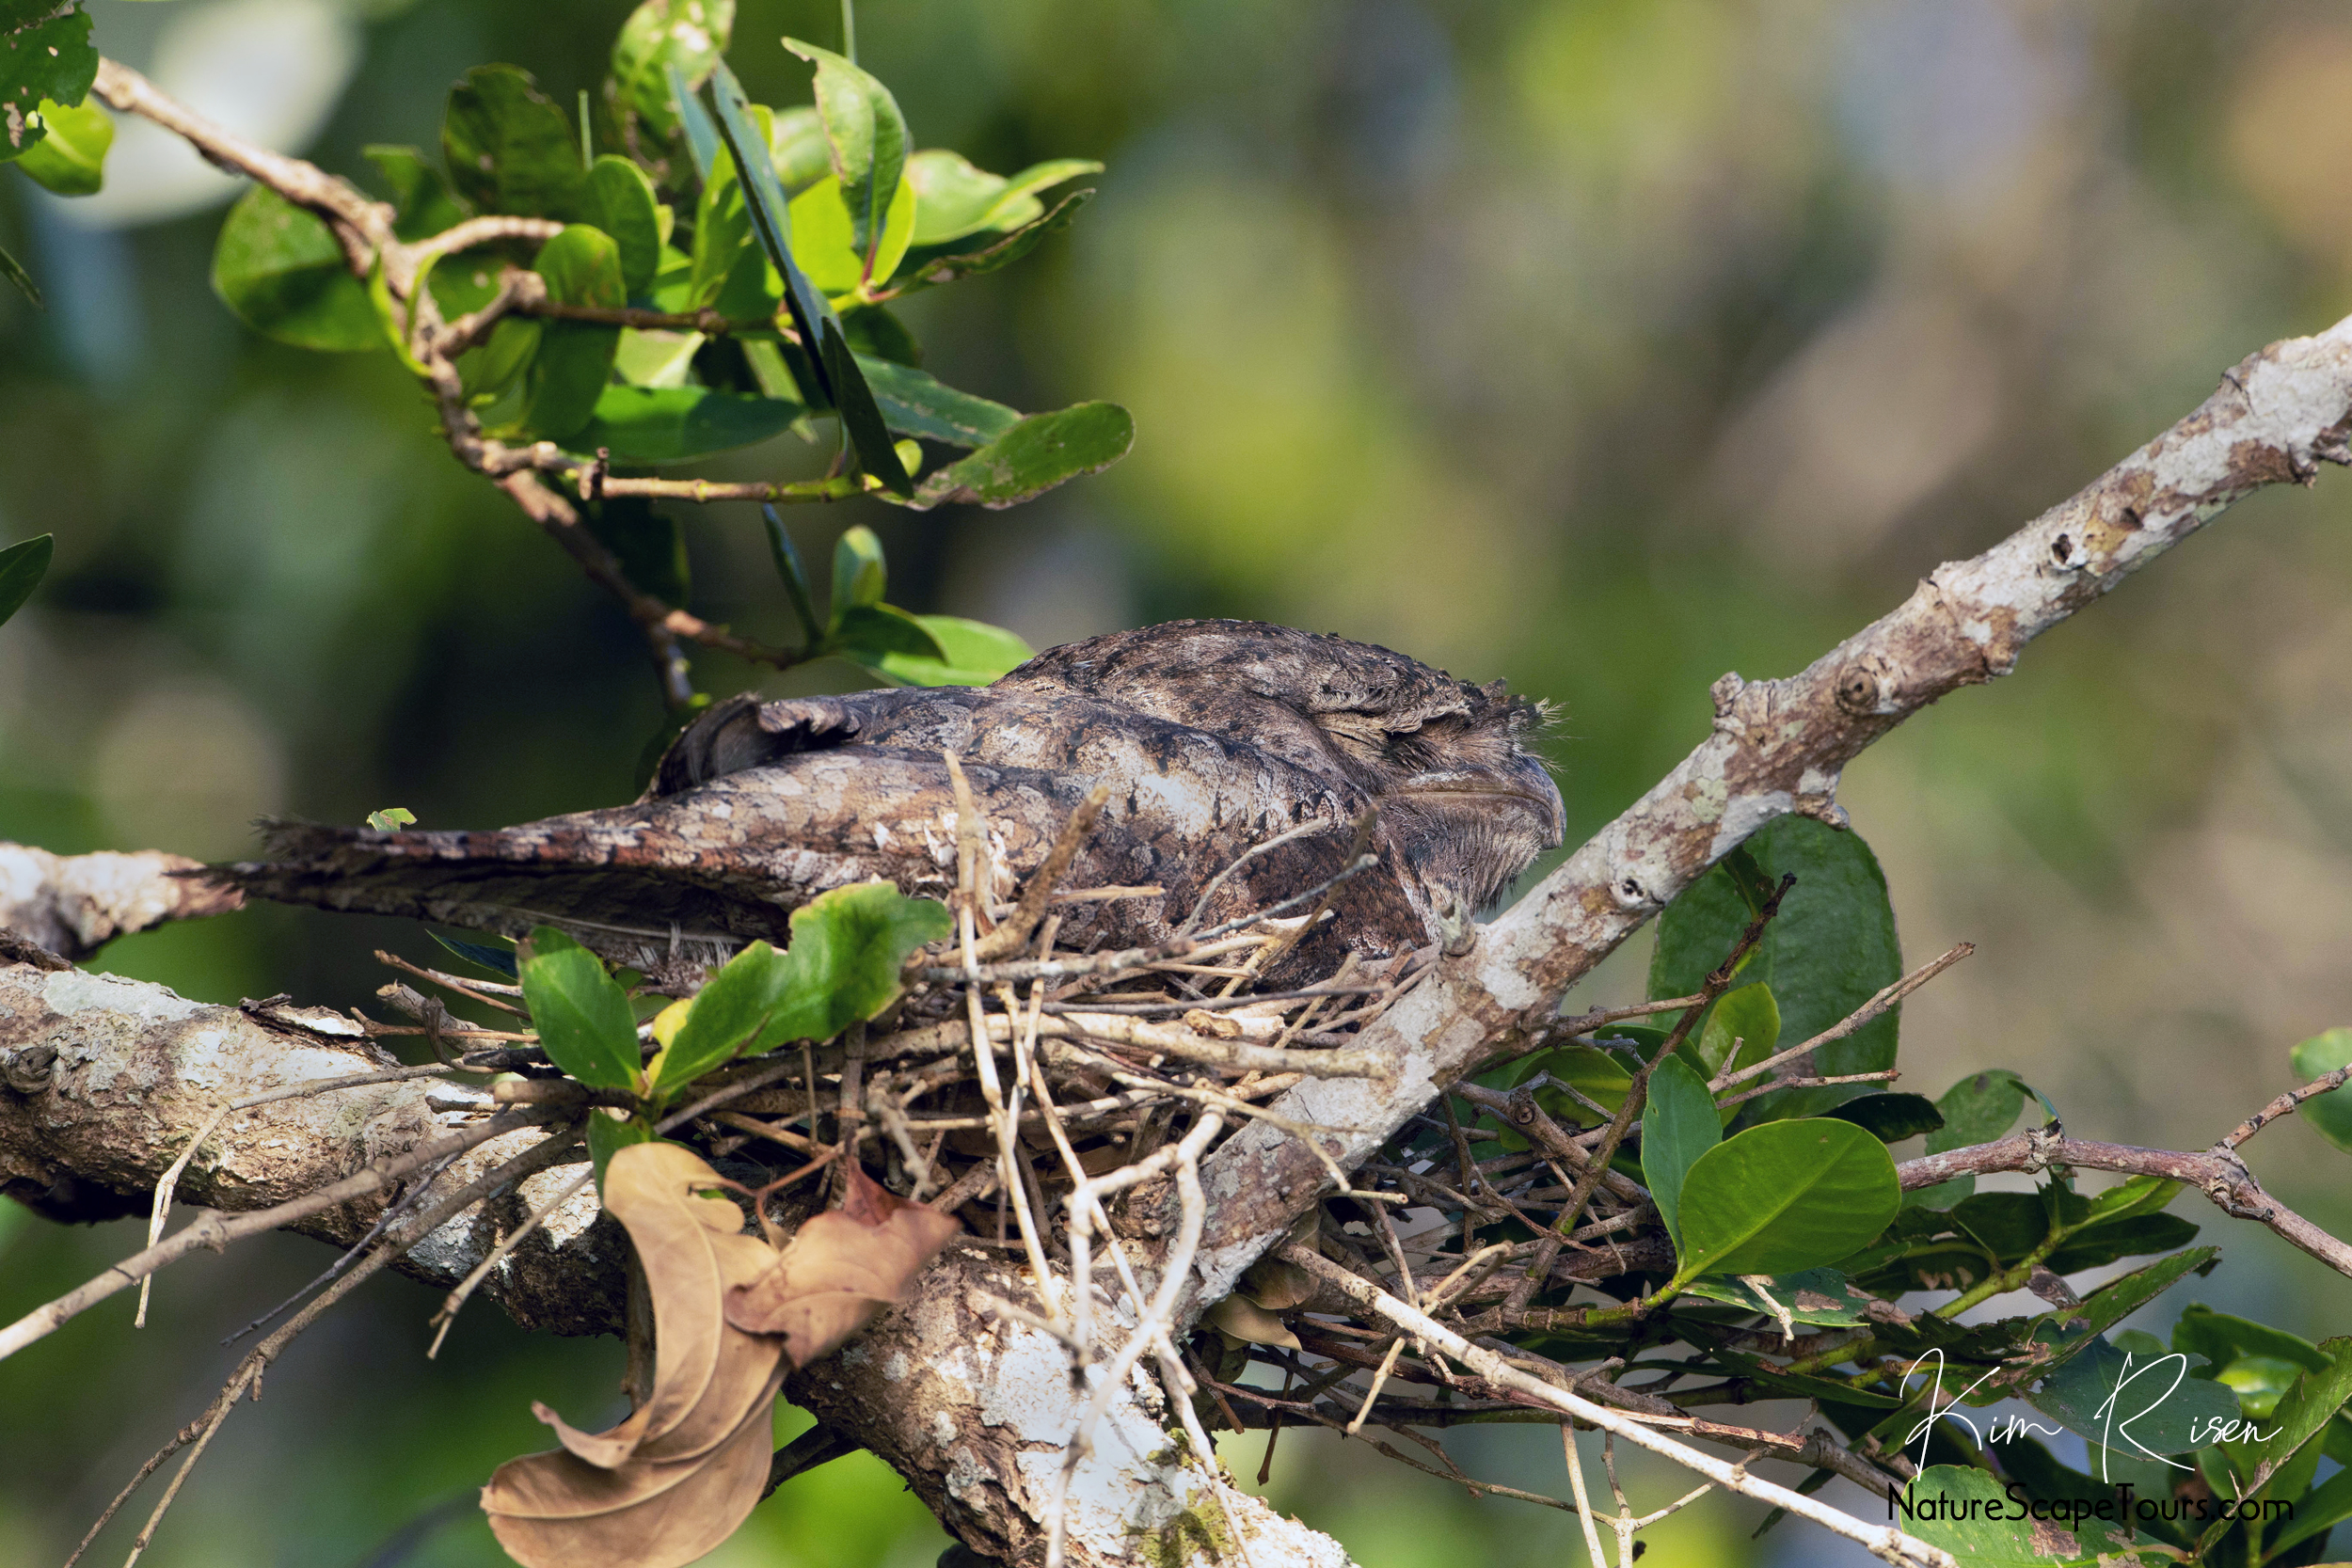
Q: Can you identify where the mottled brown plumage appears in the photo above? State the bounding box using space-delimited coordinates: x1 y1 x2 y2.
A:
227 621 1563 981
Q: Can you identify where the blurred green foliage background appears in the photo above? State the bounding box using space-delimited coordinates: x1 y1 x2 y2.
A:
5 0 2352 1563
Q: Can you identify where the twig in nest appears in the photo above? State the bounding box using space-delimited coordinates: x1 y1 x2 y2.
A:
970 784 1110 962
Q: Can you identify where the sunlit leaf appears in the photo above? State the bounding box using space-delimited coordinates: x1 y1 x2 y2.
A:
0 533 52 627
211 185 381 352
766 104 830 195
834 602 948 665
518 225 625 440
856 356 1020 448
364 807 416 832
445 65 589 220
860 615 1033 688
829 525 886 627
779 38 908 269
516 926 643 1089
906 402 1135 510
1672 1117 1899 1282
612 326 702 388
759 881 950 1047
890 188 1092 294
574 385 800 465
14 97 108 195
905 150 1102 246
645 942 787 1094
786 172 915 296
608 0 733 144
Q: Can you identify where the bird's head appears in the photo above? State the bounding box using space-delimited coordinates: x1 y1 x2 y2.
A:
1000 620 1565 914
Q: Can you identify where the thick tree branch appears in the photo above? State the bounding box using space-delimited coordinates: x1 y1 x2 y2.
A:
0 844 243 961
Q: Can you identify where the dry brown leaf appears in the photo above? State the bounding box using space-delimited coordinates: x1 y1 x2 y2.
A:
483 1386 777 1568
482 1143 789 1568
725 1162 961 1367
1205 1292 1302 1350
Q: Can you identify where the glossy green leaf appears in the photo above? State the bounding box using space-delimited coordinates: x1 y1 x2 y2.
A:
2217 1355 2309 1420
855 355 1020 448
758 882 951 1046
573 385 800 465
583 498 687 604
1641 1054 1719 1250
363 807 416 832
517 926 643 1089
1673 1117 1899 1282
587 154 662 293
648 940 786 1093
766 104 830 194
432 931 517 979
2290 1026 2352 1155
1905 1069 2029 1209
364 144 468 241
0 533 52 627
211 185 380 352
1 0 94 162
0 237 37 308
1650 816 1903 1122
443 65 587 220
890 188 1092 293
586 1110 659 1189
1677 1268 1873 1327
1686 979 1777 1085
1824 1093 1944 1145
862 615 1033 688
517 225 624 440
903 150 1102 245
830 524 886 627
612 326 702 388
835 603 948 665
706 63 909 493
780 38 908 268
15 98 108 195
608 0 732 143
907 402 1135 510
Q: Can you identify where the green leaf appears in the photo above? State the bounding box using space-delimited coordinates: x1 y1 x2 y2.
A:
860 614 1033 688
706 63 908 493
1907 1069 2029 1209
907 402 1136 510
573 385 800 465
587 155 662 294
835 602 948 666
586 1111 659 1189
1824 1093 1944 1145
0 533 52 626
759 882 951 1046
890 188 1092 293
209 186 380 352
2245 1338 2352 1495
904 150 1103 245
364 807 416 832
688 149 751 309
2172 1304 2333 1377
516 926 644 1090
432 931 517 978
612 326 702 388
663 59 720 183
364 145 469 241
1686 979 1777 1086
2026 1334 2245 1461
1677 1268 1874 1327
855 355 1020 448
608 0 733 143
0 237 38 308
1 0 95 161
1649 816 1903 1122
1892 1466 2062 1566
582 498 688 604
787 171 915 296
766 104 831 194
2290 1026 2352 1155
780 37 908 269
647 940 787 1093
15 97 108 195
462 317 542 403
2042 1212 2200 1275
443 64 587 220
1641 1054 1719 1250
1672 1118 1899 1282
840 303 919 366
830 524 886 628
761 504 819 642
2068 1246 2216 1341
517 225 625 440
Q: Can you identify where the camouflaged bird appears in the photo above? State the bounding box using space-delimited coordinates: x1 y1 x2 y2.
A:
227 621 1564 981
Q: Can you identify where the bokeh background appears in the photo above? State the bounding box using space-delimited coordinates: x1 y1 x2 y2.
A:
5 0 2352 1563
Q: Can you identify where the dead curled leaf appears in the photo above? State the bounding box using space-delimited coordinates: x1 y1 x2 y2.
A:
482 1143 786 1568
724 1162 962 1366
